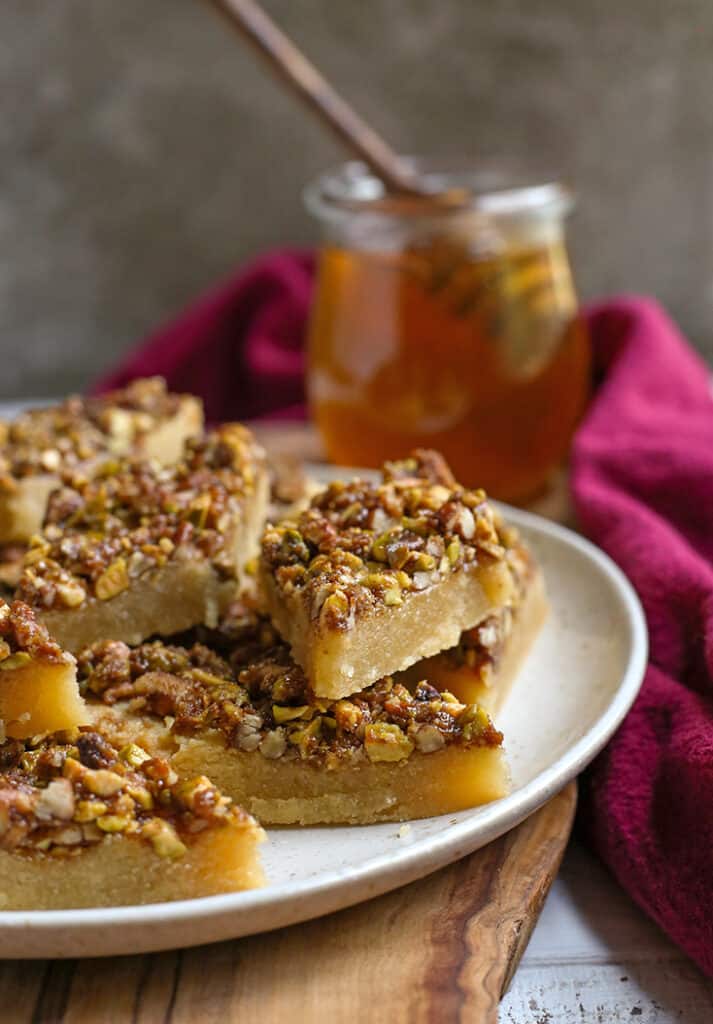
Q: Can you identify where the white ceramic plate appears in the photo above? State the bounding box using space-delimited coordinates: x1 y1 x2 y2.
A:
0 504 647 958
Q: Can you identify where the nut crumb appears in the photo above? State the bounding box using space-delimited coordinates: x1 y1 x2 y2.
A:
260 450 507 631
15 424 265 611
77 600 503 768
0 727 251 858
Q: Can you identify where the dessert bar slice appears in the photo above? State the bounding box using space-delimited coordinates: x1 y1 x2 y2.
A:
0 600 86 740
0 378 203 543
85 376 203 465
0 728 264 909
81 603 508 826
398 533 547 715
15 425 269 652
259 451 515 699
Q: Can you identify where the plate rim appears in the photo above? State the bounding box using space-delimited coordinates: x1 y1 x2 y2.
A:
0 504 648 945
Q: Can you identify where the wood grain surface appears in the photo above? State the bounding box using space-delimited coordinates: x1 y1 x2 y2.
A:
2 783 576 1024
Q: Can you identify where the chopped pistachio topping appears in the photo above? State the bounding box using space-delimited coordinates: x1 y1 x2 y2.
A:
14 424 264 611
364 722 415 763
76 601 503 769
0 651 31 670
95 559 130 601
260 450 506 631
0 727 249 857
0 378 187 488
0 598 71 666
120 742 152 768
142 818 187 859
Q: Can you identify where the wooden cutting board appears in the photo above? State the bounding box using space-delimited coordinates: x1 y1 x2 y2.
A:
4 782 576 1024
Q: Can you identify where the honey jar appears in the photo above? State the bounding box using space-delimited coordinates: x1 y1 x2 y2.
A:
304 162 590 504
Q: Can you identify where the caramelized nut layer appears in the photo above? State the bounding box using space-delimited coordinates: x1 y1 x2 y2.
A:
15 425 263 611
0 599 71 667
77 602 503 768
261 451 507 630
0 378 185 488
0 727 247 857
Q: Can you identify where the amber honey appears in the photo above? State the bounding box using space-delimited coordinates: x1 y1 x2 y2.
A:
305 164 590 503
307 232 590 503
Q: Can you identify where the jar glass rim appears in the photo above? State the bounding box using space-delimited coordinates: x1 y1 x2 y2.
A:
304 158 574 223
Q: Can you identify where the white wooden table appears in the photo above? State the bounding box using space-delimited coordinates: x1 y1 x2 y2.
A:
502 840 713 1022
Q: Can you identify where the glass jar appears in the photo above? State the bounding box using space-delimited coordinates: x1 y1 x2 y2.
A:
304 160 590 504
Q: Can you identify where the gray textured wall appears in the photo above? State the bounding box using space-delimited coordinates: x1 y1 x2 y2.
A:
2 0 712 398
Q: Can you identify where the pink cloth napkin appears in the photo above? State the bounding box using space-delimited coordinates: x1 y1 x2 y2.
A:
96 255 713 977
95 249 313 421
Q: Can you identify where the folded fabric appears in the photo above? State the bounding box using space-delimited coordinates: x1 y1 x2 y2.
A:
571 297 713 979
96 254 713 976
94 249 313 422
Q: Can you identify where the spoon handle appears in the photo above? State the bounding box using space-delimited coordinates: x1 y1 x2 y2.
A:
205 0 424 195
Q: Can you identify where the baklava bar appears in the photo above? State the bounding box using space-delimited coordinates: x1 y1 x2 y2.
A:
259 451 516 699
15 425 268 651
0 378 202 544
0 729 264 909
81 604 509 826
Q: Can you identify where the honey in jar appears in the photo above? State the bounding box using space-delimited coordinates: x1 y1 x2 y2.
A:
305 163 590 504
